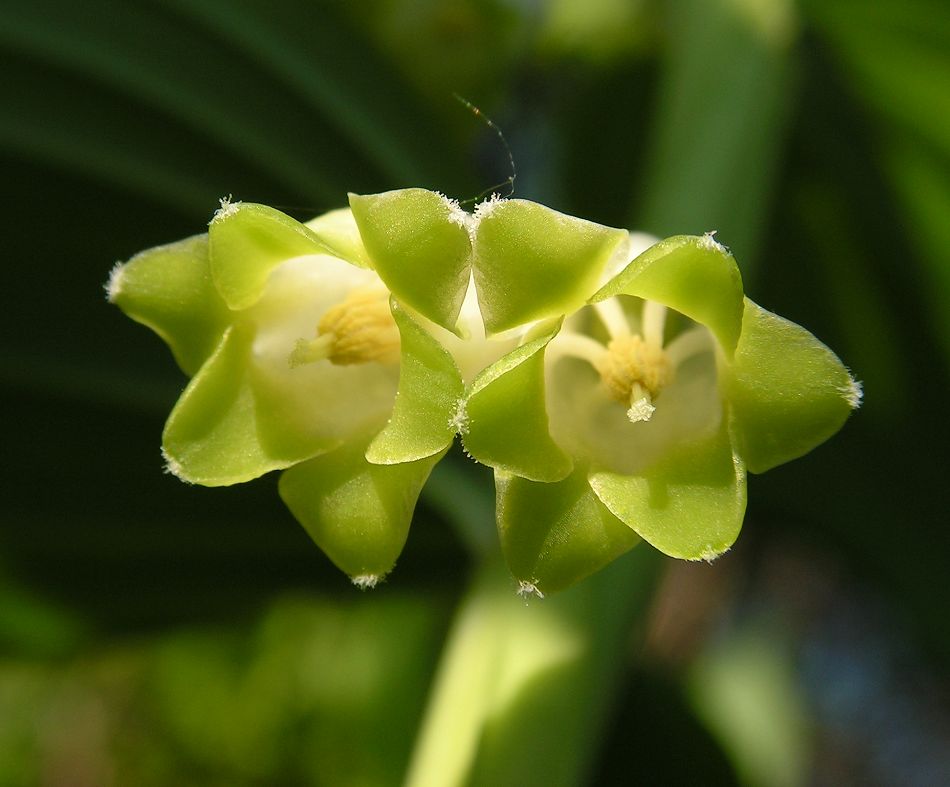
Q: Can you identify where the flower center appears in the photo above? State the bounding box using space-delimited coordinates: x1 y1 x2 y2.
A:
289 288 400 367
594 335 674 422
550 298 712 425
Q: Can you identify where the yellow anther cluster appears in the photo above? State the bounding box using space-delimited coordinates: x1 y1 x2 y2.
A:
595 334 673 404
290 288 400 368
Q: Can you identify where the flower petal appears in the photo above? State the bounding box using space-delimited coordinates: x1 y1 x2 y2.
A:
546 322 722 477
304 207 372 269
723 298 860 473
209 202 332 310
366 299 464 464
162 323 338 486
496 467 640 594
593 235 744 356
246 255 399 448
107 234 230 375
473 199 627 335
349 189 472 333
279 437 445 582
589 417 746 560
462 320 573 483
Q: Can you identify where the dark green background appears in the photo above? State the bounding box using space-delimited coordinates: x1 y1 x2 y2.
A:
1 1 948 784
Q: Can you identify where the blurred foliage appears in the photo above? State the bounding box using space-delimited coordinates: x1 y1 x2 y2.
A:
1 0 949 784
0 594 446 786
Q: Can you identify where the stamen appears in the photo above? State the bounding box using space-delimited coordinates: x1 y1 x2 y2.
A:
553 301 689 426
641 301 668 346
517 580 544 599
842 378 863 410
665 327 713 367
548 331 608 366
289 288 400 368
289 334 334 368
593 299 631 340
595 334 673 406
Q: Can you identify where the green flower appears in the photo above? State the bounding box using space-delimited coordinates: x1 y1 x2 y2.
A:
110 190 859 596
349 188 628 336
461 232 861 594
347 187 630 466
108 199 443 586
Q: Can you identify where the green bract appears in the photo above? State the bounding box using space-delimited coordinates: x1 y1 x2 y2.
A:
109 192 859 594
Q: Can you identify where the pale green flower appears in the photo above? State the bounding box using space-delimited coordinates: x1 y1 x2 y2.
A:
460 231 861 594
108 200 441 586
110 192 859 595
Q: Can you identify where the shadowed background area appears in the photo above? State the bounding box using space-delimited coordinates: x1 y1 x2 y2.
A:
1 0 948 784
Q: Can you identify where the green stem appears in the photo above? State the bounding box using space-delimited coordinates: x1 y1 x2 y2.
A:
405 546 662 787
407 4 796 780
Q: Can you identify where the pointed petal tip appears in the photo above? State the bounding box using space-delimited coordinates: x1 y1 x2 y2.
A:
686 543 732 564
516 579 545 600
160 446 192 484
842 377 864 410
104 262 124 302
209 194 242 224
698 230 728 254
437 191 474 232
351 573 385 590
472 193 506 223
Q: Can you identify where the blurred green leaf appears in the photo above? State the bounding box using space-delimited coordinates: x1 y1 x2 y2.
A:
0 593 450 786
638 0 797 265
883 141 950 361
406 548 662 787
806 0 950 364
688 626 809 787
0 0 471 204
164 0 472 191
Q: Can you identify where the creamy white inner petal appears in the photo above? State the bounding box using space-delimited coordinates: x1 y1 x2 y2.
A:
248 255 400 442
420 276 524 385
546 296 720 475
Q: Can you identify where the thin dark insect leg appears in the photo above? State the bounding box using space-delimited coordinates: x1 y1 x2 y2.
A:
454 93 517 205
